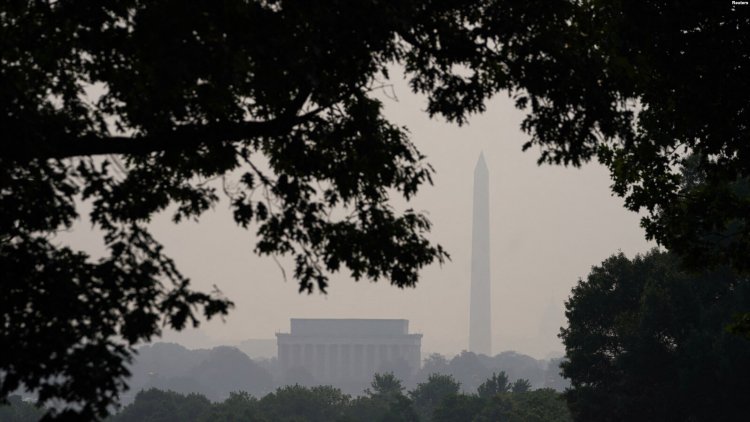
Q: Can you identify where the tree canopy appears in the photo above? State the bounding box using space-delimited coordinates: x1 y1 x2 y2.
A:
103 372 569 422
3 0 749 418
3 1 451 417
561 250 750 421
409 374 461 421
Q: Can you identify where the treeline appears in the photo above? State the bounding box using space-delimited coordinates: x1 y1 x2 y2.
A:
123 344 274 403
109 372 570 422
0 372 569 421
1 346 569 421
121 343 568 403
280 350 568 396
415 351 568 393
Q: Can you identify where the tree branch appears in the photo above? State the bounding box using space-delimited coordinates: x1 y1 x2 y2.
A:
3 88 316 162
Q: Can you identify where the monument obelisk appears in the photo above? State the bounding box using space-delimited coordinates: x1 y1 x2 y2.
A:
469 152 491 355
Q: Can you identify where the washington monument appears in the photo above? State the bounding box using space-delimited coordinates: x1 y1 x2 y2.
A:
470 152 491 355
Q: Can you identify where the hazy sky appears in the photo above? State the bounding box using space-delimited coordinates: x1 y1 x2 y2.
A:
61 70 653 359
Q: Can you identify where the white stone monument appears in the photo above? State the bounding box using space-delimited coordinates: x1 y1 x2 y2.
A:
469 152 491 355
276 318 422 384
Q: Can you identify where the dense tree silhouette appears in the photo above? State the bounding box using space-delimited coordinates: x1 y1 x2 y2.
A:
476 372 510 399
3 1 452 418
258 385 349 422
431 394 485 422
462 1 750 276
347 373 418 422
561 250 750 421
473 389 572 422
110 389 212 422
409 374 460 421
510 379 531 394
3 0 748 418
105 373 569 421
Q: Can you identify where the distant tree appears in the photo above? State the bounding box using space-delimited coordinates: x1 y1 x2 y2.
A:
409 373 460 421
258 385 349 422
111 389 212 422
477 372 510 399
190 346 273 400
482 352 546 387
511 379 531 394
109 382 570 422
561 250 750 421
512 389 573 422
114 387 350 422
124 344 272 403
473 393 515 422
415 354 450 383
127 342 209 396
472 389 572 422
201 391 261 422
416 352 551 393
188 346 273 400
344 396 379 422
146 375 208 401
379 395 420 422
442 352 488 393
346 373 417 422
365 373 405 399
431 394 485 422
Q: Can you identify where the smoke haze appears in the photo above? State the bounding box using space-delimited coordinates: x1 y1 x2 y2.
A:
58 69 653 359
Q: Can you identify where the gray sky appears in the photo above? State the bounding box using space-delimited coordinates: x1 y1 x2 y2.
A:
61 71 653 359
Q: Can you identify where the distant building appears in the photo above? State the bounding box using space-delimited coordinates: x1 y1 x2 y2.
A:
276 319 422 385
470 152 492 355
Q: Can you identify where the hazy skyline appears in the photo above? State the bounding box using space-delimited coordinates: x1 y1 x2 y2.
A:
59 70 653 359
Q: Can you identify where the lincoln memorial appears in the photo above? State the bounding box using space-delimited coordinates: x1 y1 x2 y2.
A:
276 319 422 385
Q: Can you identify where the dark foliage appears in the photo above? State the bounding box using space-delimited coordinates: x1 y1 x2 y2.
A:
258 385 350 422
561 250 750 421
477 372 510 399
409 374 460 421
482 389 572 422
431 394 485 422
110 389 212 422
2 1 450 418
3 0 747 418
106 372 569 422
